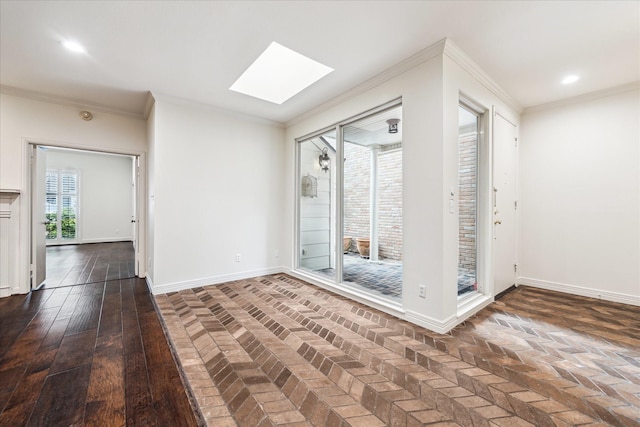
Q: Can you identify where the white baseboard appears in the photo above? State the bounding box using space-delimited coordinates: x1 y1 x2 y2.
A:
150 266 287 295
145 275 154 292
81 237 133 244
518 277 640 307
457 293 494 321
0 286 11 298
404 310 457 334
404 294 493 334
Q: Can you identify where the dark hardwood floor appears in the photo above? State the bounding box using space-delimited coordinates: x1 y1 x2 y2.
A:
45 242 136 289
0 278 200 426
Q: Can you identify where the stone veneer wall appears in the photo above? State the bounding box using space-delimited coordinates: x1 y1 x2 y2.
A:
343 142 402 261
458 131 477 273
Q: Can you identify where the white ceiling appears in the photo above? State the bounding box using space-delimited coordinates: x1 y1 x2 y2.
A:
1 1 638 123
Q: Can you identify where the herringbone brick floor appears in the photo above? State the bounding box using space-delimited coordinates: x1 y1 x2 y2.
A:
155 275 640 426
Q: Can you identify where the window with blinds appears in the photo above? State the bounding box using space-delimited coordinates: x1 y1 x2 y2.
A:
45 169 78 242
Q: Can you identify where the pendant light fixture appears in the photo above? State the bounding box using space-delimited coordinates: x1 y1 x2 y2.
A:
386 118 400 133
318 147 330 172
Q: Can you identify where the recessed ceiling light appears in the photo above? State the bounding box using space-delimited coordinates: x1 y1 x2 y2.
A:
562 75 580 85
230 42 333 104
62 40 86 54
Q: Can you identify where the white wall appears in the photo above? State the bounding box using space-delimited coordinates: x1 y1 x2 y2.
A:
519 86 640 304
285 40 521 332
148 95 285 293
0 92 147 294
286 55 444 323
46 149 134 244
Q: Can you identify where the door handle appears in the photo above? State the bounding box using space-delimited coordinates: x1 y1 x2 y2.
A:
494 219 502 225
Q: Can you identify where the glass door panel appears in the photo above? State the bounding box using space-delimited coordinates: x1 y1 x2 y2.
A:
341 105 403 299
298 130 336 281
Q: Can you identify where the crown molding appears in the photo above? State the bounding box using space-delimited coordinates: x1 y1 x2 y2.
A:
0 85 146 119
150 91 285 128
288 38 523 127
522 81 640 115
442 39 522 113
287 39 448 127
143 91 155 119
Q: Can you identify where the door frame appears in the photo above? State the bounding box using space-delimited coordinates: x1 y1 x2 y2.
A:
23 138 146 292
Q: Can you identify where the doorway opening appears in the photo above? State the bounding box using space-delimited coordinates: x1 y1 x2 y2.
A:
30 144 140 290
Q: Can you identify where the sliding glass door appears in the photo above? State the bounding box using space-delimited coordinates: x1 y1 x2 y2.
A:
342 105 403 298
296 102 403 301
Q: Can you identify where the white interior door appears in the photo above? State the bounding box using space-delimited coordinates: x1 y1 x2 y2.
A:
493 111 517 295
31 145 47 289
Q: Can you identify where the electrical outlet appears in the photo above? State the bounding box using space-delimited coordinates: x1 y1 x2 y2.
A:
235 254 241 262
418 285 426 298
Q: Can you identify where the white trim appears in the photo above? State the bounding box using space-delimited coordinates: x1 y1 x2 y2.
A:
25 137 145 157
1 85 145 119
288 269 405 318
150 92 284 128
518 277 640 307
289 38 521 126
443 40 522 113
404 310 457 335
77 237 134 244
150 266 287 295
287 39 447 126
457 293 494 320
143 92 155 120
522 81 640 115
405 294 493 334
145 274 154 292
23 138 147 295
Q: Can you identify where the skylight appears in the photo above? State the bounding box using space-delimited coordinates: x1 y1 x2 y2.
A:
229 42 333 104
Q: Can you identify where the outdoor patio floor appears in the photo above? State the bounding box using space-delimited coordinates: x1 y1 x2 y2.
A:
315 253 476 300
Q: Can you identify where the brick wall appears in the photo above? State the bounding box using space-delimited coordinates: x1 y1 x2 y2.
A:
344 143 370 253
343 143 402 261
458 132 477 273
377 148 402 260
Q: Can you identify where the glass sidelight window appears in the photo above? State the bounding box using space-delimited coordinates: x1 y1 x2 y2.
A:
296 101 403 301
457 104 479 296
